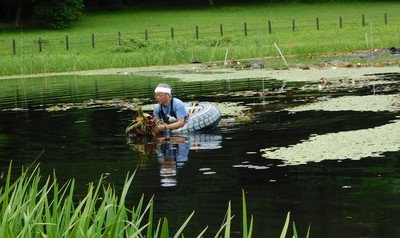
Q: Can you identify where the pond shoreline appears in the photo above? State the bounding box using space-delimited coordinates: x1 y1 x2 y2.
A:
1 63 399 84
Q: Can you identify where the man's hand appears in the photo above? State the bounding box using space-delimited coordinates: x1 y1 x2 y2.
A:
155 124 167 133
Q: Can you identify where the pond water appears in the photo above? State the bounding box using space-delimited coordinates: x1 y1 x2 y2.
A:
0 72 399 237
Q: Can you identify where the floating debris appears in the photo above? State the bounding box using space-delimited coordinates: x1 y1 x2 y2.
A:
199 168 211 171
203 171 216 175
232 164 269 170
2 108 28 112
44 98 143 112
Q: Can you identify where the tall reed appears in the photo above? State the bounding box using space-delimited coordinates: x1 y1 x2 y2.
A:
0 162 308 237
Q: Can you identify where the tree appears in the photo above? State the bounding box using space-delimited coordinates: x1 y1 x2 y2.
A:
0 0 32 28
33 0 84 29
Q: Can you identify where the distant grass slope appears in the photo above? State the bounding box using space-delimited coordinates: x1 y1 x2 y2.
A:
2 3 399 36
0 2 399 76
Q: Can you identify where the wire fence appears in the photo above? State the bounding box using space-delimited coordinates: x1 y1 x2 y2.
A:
1 13 398 55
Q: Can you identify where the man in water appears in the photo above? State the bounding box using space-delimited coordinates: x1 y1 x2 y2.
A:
153 83 188 133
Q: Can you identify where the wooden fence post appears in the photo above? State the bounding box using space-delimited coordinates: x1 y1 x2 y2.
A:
244 22 247 36
196 25 199 39
145 29 148 40
384 13 387 25
38 37 42 53
292 19 295 32
362 14 365 27
171 27 174 39
340 16 343 29
66 35 69 50
12 39 16 54
118 32 121 45
316 17 319 30
268 20 272 34
220 24 223 37
91 33 95 48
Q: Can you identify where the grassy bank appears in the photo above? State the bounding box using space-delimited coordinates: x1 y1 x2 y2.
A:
0 2 399 76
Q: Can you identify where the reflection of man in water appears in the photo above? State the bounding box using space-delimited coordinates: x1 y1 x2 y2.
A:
156 137 190 187
128 135 190 187
128 133 222 187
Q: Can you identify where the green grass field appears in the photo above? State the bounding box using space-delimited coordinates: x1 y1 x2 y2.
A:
0 2 399 76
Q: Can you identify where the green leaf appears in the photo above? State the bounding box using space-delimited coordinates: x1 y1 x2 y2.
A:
242 189 248 238
280 212 291 238
173 211 194 238
160 217 170 237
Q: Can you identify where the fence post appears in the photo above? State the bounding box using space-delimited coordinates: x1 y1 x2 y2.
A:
340 16 343 29
292 19 295 32
145 29 148 40
118 32 121 45
362 14 365 27
244 22 247 36
38 37 42 53
316 17 319 30
171 27 174 39
384 13 387 25
220 24 223 36
268 20 272 34
91 33 95 48
12 39 16 54
66 35 69 50
196 25 199 39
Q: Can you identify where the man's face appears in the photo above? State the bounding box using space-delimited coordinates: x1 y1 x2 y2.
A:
155 93 169 104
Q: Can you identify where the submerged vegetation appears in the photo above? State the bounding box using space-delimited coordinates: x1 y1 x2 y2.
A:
0 162 309 237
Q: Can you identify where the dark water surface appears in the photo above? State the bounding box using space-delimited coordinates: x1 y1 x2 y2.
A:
0 73 399 237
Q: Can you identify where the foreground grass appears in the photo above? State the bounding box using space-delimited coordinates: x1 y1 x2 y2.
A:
1 2 400 76
0 162 309 237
